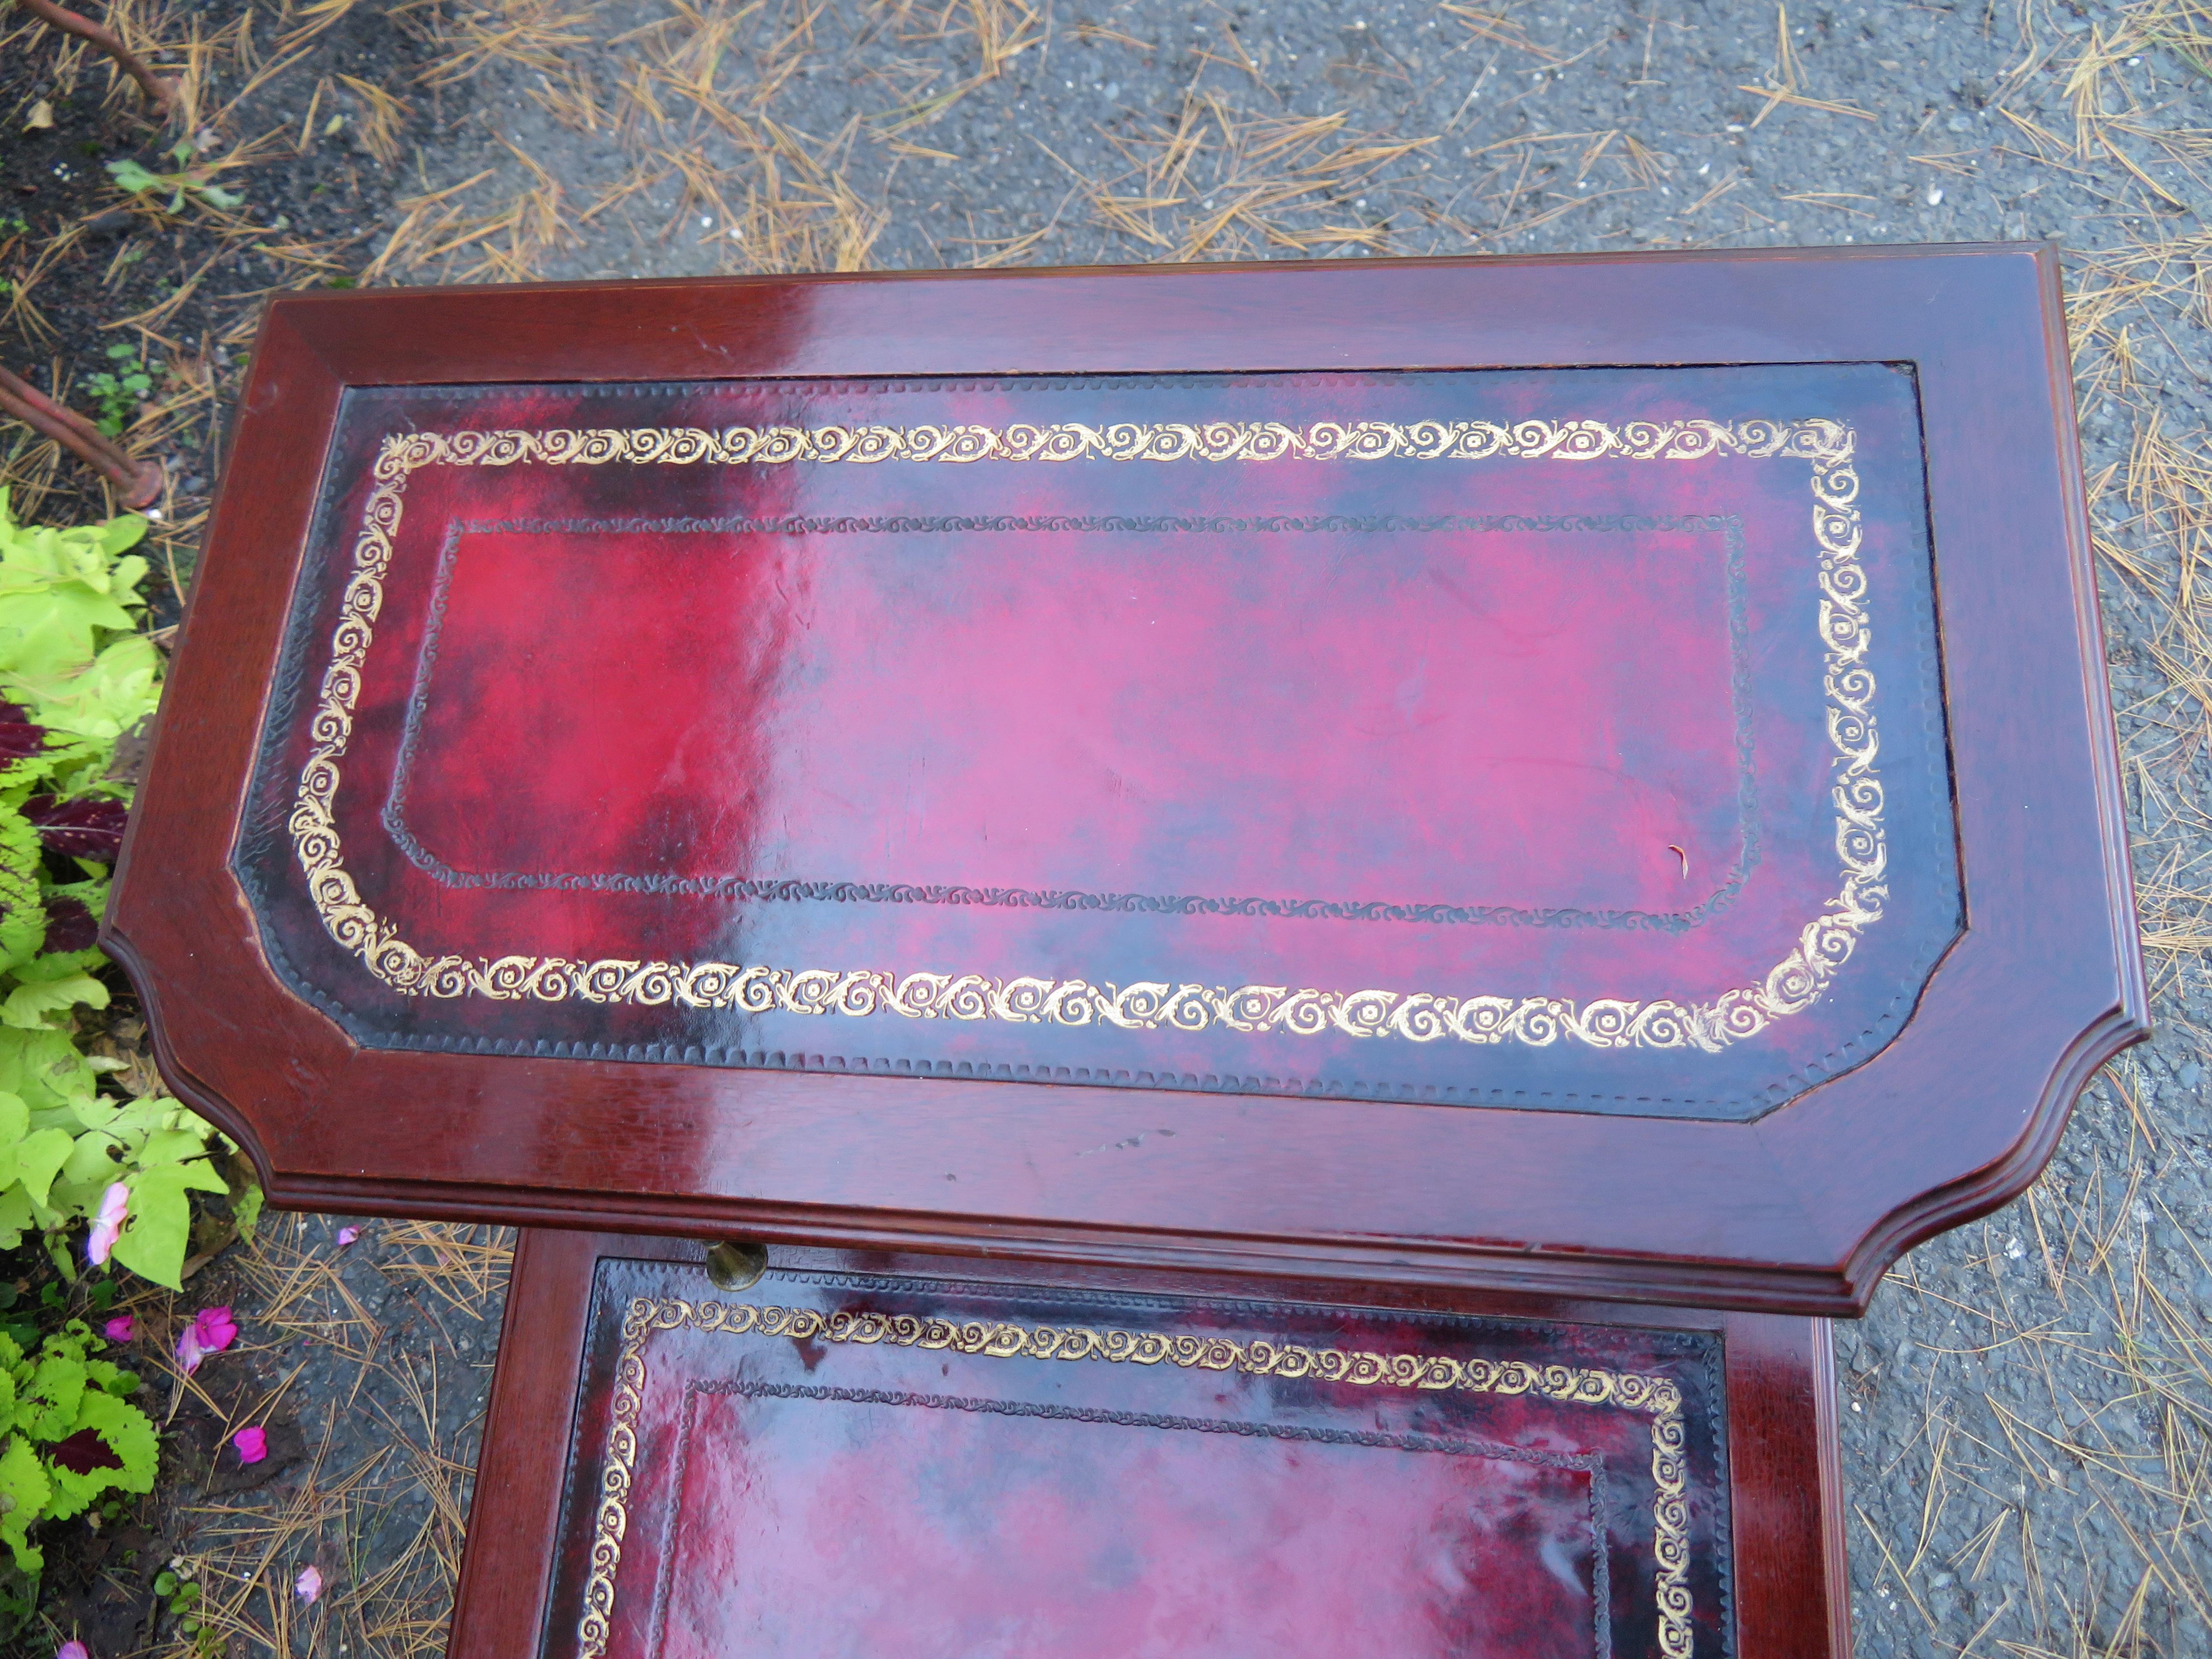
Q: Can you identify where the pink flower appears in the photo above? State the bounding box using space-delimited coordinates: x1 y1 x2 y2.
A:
295 1565 323 1604
231 1426 267 1464
335 1226 358 1247
58 1643 88 1659
102 1315 133 1342
85 1183 128 1266
194 1306 238 1350
175 1305 238 1376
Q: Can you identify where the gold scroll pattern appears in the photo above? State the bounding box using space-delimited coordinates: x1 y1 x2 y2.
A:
288 416 1885 1053
574 1296 1696 1659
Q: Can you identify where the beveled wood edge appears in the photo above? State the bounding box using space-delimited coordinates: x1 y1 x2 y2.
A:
448 1228 599 1659
259 237 2087 369
1836 1001 2143 1304
107 244 2148 1321
1721 1313 1853 1659
1813 1320 1854 1659
1832 254 2148 1301
108 940 2137 1318
2040 252 2151 1023
106 292 341 977
105 909 1879 1316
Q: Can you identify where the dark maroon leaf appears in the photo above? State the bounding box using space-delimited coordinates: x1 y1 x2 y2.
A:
47 1426 123 1476
23 795 129 861
0 698 49 763
42 895 99 954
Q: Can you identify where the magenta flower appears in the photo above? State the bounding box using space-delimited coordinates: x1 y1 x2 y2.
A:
295 1565 323 1604
231 1426 267 1464
175 1305 239 1376
335 1226 358 1247
102 1315 133 1342
85 1183 128 1266
58 1643 88 1659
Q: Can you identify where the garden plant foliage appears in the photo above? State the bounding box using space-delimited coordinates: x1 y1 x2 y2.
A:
0 1322 151 1573
0 490 247 1577
0 490 235 1292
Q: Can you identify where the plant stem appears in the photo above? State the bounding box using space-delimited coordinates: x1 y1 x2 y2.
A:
0 364 119 457
13 0 179 116
0 366 163 509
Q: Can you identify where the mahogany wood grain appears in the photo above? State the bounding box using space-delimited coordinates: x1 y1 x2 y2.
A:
106 245 2146 1316
1723 1315 1852 1659
445 1228 601 1659
448 1231 1850 1659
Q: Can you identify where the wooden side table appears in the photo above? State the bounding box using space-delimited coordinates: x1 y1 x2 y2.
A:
110 246 2143 1659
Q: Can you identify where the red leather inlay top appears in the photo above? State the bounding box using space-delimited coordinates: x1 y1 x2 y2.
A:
400 520 1740 915
239 363 1957 1116
544 1258 1734 1659
656 1389 1596 1659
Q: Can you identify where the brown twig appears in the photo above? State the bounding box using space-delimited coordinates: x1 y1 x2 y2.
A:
0 364 118 459
0 366 164 509
13 0 180 116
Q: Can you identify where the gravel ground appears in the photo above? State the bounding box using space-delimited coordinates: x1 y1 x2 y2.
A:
9 0 2212 1654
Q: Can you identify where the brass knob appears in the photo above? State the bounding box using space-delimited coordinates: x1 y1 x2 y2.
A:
703 1239 768 1292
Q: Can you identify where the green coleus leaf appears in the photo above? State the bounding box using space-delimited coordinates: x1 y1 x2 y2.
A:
17 1346 85 1441
0 1434 49 1572
0 757 58 807
45 1391 156 1516
41 882 109 937
110 1158 226 1290
16 947 106 982
0 808 42 979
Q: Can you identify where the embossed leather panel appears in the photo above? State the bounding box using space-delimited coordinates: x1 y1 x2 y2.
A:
541 1257 1733 1659
236 364 1956 1118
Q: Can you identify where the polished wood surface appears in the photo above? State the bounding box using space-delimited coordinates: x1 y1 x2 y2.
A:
449 1232 1851 1659
107 247 2146 1315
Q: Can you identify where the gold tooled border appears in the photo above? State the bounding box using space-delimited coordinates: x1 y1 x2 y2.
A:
573 1297 1697 1659
287 416 1883 1053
